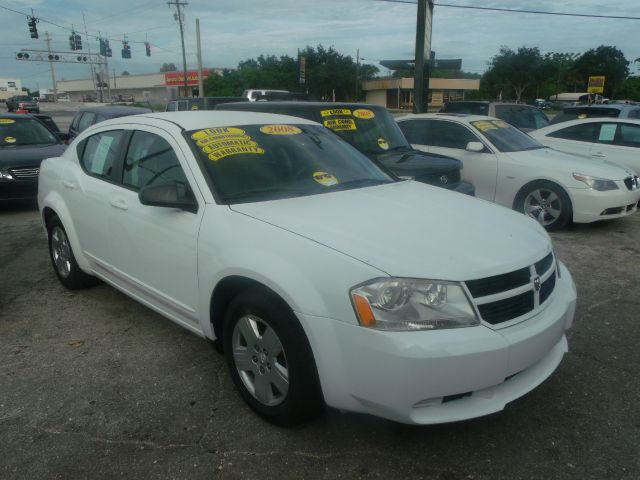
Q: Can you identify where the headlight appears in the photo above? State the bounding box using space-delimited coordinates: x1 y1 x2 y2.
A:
350 278 479 331
573 173 618 191
0 170 15 180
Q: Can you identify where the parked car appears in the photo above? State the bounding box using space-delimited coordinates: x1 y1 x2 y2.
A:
82 94 97 103
68 106 152 140
30 113 67 141
165 96 248 112
397 114 640 230
216 102 474 195
530 118 640 175
38 111 576 425
242 89 290 101
439 101 549 131
0 113 66 201
6 95 40 113
548 104 640 125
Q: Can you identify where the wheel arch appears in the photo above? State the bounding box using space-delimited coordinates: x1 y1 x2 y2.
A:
512 178 575 217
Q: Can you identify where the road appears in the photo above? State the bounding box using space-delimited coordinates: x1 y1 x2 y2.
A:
1 199 639 479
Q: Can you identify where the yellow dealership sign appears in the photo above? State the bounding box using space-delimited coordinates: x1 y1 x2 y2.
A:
587 76 605 94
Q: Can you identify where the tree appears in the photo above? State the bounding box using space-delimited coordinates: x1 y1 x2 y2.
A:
121 71 130 76
160 63 177 72
483 46 545 101
572 45 630 98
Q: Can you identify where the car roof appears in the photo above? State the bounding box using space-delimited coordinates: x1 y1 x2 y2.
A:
398 113 496 123
563 104 630 111
217 101 385 111
0 112 41 119
77 106 153 117
92 111 320 131
533 117 640 133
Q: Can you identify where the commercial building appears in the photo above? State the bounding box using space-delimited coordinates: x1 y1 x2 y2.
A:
0 77 23 102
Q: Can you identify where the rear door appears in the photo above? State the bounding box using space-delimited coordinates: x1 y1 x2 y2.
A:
543 122 599 157
591 122 640 174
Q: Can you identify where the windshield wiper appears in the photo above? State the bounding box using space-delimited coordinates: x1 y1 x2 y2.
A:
327 178 393 192
223 187 308 203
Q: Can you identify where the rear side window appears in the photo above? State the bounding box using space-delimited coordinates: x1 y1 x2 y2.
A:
422 120 478 149
495 105 549 130
548 123 599 142
122 130 190 192
166 102 177 112
627 109 640 119
177 101 188 111
79 130 124 180
617 124 640 147
77 112 97 133
398 120 428 144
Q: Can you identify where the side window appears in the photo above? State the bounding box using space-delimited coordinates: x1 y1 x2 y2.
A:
617 124 640 147
627 109 640 119
548 123 599 142
122 131 191 196
93 114 106 125
398 120 428 145
596 123 617 143
177 101 188 111
166 102 177 112
80 130 124 180
77 112 97 133
426 120 479 149
70 112 83 131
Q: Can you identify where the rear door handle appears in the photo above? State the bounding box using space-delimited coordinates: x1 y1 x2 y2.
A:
109 198 129 211
62 179 75 189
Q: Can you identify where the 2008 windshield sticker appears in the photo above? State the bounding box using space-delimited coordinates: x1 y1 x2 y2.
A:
260 125 302 135
323 118 356 131
0 119 16 124
353 109 375 120
191 127 265 161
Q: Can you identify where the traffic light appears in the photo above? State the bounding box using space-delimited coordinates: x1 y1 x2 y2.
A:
69 33 76 50
121 41 131 59
28 17 39 39
75 33 82 51
99 38 106 56
145 42 151 57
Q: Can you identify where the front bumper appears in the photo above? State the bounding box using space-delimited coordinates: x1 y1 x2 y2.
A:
0 179 38 200
570 184 640 223
299 263 576 424
447 180 475 196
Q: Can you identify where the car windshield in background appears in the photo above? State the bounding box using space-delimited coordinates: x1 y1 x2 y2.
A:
319 107 410 154
494 105 549 130
0 117 59 147
441 103 489 115
471 119 544 152
187 124 394 204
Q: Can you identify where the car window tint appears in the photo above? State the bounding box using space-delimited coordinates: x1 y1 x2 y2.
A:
81 131 123 179
548 123 599 142
397 120 428 144
617 124 640 147
177 101 188 111
495 106 548 130
123 130 190 192
94 114 106 124
166 102 177 112
627 109 640 119
71 112 82 130
424 120 478 149
77 112 97 133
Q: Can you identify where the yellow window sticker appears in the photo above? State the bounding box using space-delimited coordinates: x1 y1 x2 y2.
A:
201 139 259 154
578 113 587 119
208 146 265 162
323 118 357 131
191 105 199 110
4 136 16 143
191 127 251 147
191 127 265 161
313 171 339 186
473 120 498 132
0 119 16 124
259 125 302 135
320 108 352 117
492 120 509 128
377 137 389 150
353 109 375 120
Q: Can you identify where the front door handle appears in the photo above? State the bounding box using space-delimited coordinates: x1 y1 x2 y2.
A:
62 179 75 189
592 152 606 158
109 198 129 211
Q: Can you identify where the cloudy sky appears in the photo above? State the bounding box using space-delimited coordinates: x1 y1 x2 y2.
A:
2 0 639 91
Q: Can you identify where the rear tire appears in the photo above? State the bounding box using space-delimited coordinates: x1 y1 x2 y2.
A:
514 181 572 231
223 288 324 425
47 215 98 289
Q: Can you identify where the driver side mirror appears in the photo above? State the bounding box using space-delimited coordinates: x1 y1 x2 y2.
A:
139 183 198 213
465 141 485 153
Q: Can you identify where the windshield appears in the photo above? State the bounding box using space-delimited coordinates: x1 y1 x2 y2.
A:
471 120 544 152
0 117 59 147
319 107 410 155
494 105 549 130
187 124 394 204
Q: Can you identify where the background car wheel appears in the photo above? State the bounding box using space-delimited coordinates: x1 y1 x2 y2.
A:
47 215 98 290
223 287 324 425
514 181 572 231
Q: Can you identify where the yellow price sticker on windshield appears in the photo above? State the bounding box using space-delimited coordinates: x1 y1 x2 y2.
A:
313 171 338 186
323 118 356 131
353 109 375 120
0 119 16 124
259 125 302 135
472 120 498 132
207 146 265 161
493 120 509 128
4 136 16 143
320 108 352 117
201 139 259 154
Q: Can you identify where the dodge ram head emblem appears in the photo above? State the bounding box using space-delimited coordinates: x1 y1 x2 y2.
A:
440 175 449 185
533 276 541 291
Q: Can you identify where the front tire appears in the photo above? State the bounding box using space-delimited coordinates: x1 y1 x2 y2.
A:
223 288 324 425
47 215 98 289
514 181 572 231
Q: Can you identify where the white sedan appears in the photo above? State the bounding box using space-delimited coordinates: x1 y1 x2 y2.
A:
530 117 640 175
39 111 576 425
397 114 640 230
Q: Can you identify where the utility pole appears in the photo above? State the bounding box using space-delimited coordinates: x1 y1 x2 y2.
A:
168 0 189 97
82 12 99 101
44 32 57 102
196 18 203 98
355 48 360 101
413 0 434 113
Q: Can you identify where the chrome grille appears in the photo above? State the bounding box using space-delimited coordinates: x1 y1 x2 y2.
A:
465 252 557 326
8 167 40 180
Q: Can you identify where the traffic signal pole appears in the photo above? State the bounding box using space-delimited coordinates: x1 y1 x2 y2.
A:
413 0 434 113
168 0 189 97
44 32 57 102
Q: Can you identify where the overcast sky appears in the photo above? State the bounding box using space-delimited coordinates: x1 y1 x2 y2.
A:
2 0 639 91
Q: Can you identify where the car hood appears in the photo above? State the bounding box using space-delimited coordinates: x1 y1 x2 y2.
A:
374 149 461 175
229 181 551 280
0 143 66 168
506 147 635 180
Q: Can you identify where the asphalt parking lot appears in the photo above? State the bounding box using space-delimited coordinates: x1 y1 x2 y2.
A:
1 200 639 480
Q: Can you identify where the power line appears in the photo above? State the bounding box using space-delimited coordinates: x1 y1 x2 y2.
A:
373 0 640 20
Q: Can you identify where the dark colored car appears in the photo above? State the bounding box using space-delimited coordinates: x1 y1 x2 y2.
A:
0 113 66 201
165 96 248 112
68 105 152 140
549 104 640 125
439 101 549 131
6 95 40 114
31 114 67 141
215 101 475 195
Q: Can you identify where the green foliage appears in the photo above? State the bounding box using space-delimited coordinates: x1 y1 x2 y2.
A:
620 76 640 101
160 63 177 72
204 45 378 101
572 45 629 98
